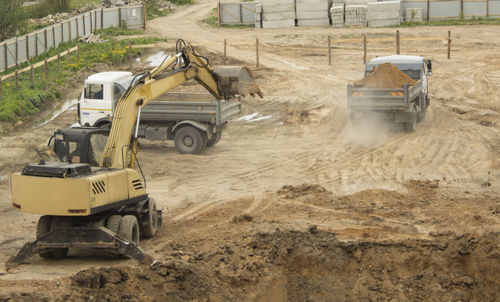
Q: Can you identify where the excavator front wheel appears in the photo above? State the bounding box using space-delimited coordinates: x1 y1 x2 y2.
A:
119 215 140 246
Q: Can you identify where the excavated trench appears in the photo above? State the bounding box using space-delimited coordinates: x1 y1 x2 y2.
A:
4 230 498 301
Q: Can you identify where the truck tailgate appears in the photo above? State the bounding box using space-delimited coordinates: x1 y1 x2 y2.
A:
347 80 422 111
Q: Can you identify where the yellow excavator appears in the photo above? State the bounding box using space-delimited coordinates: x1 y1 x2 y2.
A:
6 40 262 269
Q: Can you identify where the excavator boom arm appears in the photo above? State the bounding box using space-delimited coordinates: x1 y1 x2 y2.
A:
100 41 262 169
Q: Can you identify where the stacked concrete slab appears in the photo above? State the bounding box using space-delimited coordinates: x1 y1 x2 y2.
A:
367 1 402 27
261 0 295 28
330 4 345 27
344 5 367 26
296 0 330 27
405 8 423 22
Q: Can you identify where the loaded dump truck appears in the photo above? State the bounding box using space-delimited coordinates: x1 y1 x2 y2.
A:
347 55 432 132
78 72 242 154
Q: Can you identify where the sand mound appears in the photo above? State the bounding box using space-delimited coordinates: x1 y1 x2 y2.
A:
354 63 416 88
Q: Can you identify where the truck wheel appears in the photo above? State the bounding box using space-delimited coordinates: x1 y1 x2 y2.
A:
417 106 427 122
143 198 159 238
36 216 53 259
174 126 206 154
206 131 222 148
119 215 140 245
404 112 417 132
106 215 122 234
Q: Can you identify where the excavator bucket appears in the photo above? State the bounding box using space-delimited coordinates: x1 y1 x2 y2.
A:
214 66 263 99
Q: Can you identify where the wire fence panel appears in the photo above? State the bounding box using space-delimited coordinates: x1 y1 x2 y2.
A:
0 5 144 71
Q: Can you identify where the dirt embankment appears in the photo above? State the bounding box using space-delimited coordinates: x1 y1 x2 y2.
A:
2 183 499 301
4 230 499 301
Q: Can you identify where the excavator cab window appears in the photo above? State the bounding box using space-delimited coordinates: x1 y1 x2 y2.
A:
88 132 108 166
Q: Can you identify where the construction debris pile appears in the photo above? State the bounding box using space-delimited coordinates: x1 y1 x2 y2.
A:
354 63 417 88
31 0 174 27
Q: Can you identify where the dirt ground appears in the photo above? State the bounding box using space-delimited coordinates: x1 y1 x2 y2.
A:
0 0 499 300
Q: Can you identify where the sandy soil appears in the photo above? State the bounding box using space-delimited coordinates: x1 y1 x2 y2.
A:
0 0 499 300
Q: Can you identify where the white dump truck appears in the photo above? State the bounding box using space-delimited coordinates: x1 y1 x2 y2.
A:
78 72 242 154
347 55 432 132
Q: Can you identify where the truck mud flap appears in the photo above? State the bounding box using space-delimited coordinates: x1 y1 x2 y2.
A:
5 227 156 271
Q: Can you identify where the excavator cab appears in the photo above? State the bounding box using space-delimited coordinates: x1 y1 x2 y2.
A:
49 127 110 166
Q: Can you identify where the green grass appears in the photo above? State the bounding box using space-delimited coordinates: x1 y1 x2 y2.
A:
0 29 165 122
394 17 500 27
69 0 99 10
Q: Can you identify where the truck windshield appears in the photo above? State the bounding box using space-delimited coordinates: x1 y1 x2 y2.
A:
85 84 104 100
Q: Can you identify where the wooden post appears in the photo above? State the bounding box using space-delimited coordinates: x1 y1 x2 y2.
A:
118 8 122 27
223 39 227 65
447 30 451 60
328 35 331 66
396 30 400 55
363 34 367 64
76 18 79 38
427 0 430 22
30 65 34 85
218 0 222 28
256 38 259 67
0 78 2 100
25 36 29 60
3 44 6 71
52 26 56 48
94 11 97 32
15 70 18 90
61 23 64 42
68 21 72 41
143 5 147 30
15 38 18 67
90 12 93 33
58 54 61 72
44 58 48 90
77 43 80 61
460 0 464 18
44 29 48 50
487 0 489 17
101 8 104 29
129 44 132 69
83 14 86 35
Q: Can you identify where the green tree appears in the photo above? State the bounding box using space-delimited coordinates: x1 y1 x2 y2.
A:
0 0 26 41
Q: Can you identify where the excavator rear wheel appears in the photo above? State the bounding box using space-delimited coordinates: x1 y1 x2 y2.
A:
143 199 158 238
36 216 53 259
36 216 69 259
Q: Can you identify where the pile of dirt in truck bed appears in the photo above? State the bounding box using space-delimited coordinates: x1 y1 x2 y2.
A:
354 63 417 89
